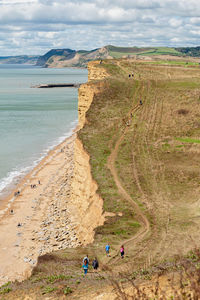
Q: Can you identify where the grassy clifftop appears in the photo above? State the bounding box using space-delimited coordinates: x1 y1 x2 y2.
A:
4 58 200 299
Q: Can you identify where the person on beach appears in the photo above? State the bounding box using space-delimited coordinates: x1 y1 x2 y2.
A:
83 255 89 264
82 259 89 275
120 245 125 259
92 258 99 271
105 244 110 257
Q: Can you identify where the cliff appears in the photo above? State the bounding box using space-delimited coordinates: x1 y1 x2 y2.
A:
69 61 108 245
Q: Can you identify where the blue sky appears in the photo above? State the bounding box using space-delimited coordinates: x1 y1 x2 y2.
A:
0 0 200 55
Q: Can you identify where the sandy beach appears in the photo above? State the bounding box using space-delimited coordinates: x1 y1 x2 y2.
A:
0 132 81 285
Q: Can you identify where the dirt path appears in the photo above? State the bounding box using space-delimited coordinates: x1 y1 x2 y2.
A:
107 104 150 264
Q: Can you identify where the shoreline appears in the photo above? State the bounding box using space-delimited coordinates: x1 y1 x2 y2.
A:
0 129 81 285
0 123 78 206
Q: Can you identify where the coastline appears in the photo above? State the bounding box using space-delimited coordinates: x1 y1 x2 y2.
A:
0 122 78 208
0 61 105 286
0 130 81 285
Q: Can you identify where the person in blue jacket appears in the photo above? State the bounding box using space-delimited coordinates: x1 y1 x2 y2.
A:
82 259 89 275
105 243 110 257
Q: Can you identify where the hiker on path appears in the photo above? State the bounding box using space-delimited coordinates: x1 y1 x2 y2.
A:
92 258 99 271
105 244 110 257
83 255 89 264
82 259 89 275
120 245 125 259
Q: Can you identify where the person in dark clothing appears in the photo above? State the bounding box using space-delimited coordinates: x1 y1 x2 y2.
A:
140 99 143 105
120 245 125 258
92 258 99 271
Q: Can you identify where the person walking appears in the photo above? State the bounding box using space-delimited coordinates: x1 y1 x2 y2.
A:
83 255 89 264
82 259 89 275
105 244 110 257
92 257 99 271
120 245 125 259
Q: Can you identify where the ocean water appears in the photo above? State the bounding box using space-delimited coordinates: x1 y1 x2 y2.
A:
0 64 88 198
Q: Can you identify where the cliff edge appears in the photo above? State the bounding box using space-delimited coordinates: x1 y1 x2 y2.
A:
70 61 109 245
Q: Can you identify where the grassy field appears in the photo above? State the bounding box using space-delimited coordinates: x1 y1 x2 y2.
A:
4 58 200 299
108 46 183 58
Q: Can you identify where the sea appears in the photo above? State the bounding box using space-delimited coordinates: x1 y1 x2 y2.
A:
0 64 88 198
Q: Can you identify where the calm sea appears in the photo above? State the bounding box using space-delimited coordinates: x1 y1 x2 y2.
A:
0 64 88 197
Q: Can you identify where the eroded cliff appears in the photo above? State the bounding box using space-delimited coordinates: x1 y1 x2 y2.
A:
70 61 108 245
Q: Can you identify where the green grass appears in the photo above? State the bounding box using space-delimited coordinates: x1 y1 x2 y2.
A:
144 60 199 66
63 286 73 295
78 66 142 244
46 274 73 283
109 51 141 58
175 137 200 144
41 286 57 294
107 46 183 58
138 47 182 56
0 287 12 294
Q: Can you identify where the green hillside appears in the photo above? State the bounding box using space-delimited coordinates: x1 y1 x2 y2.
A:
106 45 183 58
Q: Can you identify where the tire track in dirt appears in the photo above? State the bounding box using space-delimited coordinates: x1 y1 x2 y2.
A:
129 80 171 266
106 85 150 265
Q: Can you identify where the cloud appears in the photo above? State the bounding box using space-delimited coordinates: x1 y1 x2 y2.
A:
0 0 199 55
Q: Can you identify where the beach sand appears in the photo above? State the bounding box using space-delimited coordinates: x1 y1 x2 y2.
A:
0 132 81 285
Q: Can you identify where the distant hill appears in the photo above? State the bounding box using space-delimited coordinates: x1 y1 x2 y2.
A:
36 49 76 66
37 45 200 68
0 55 39 64
37 47 110 68
176 46 200 57
1 46 199 67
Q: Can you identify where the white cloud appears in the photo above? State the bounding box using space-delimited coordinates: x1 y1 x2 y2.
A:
0 0 199 55
169 18 183 27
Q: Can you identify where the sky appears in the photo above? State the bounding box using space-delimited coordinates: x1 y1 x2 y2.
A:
0 0 200 56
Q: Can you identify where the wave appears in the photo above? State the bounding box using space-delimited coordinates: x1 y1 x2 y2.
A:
0 119 78 198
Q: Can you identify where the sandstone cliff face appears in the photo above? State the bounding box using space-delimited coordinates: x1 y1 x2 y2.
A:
88 61 109 81
71 61 107 245
70 139 104 245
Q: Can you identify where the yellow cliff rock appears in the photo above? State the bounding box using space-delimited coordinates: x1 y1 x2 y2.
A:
71 61 107 245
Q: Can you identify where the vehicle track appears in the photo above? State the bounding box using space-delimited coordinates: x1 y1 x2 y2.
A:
107 92 150 265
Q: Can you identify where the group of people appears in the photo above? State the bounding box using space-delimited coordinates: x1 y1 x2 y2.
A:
82 255 99 275
30 180 41 189
82 244 125 275
105 244 124 258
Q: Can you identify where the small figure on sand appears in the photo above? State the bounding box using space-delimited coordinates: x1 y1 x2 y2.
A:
83 255 89 264
14 190 20 197
120 245 125 259
105 243 110 257
38 180 41 185
140 99 143 105
82 259 89 275
92 257 99 271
